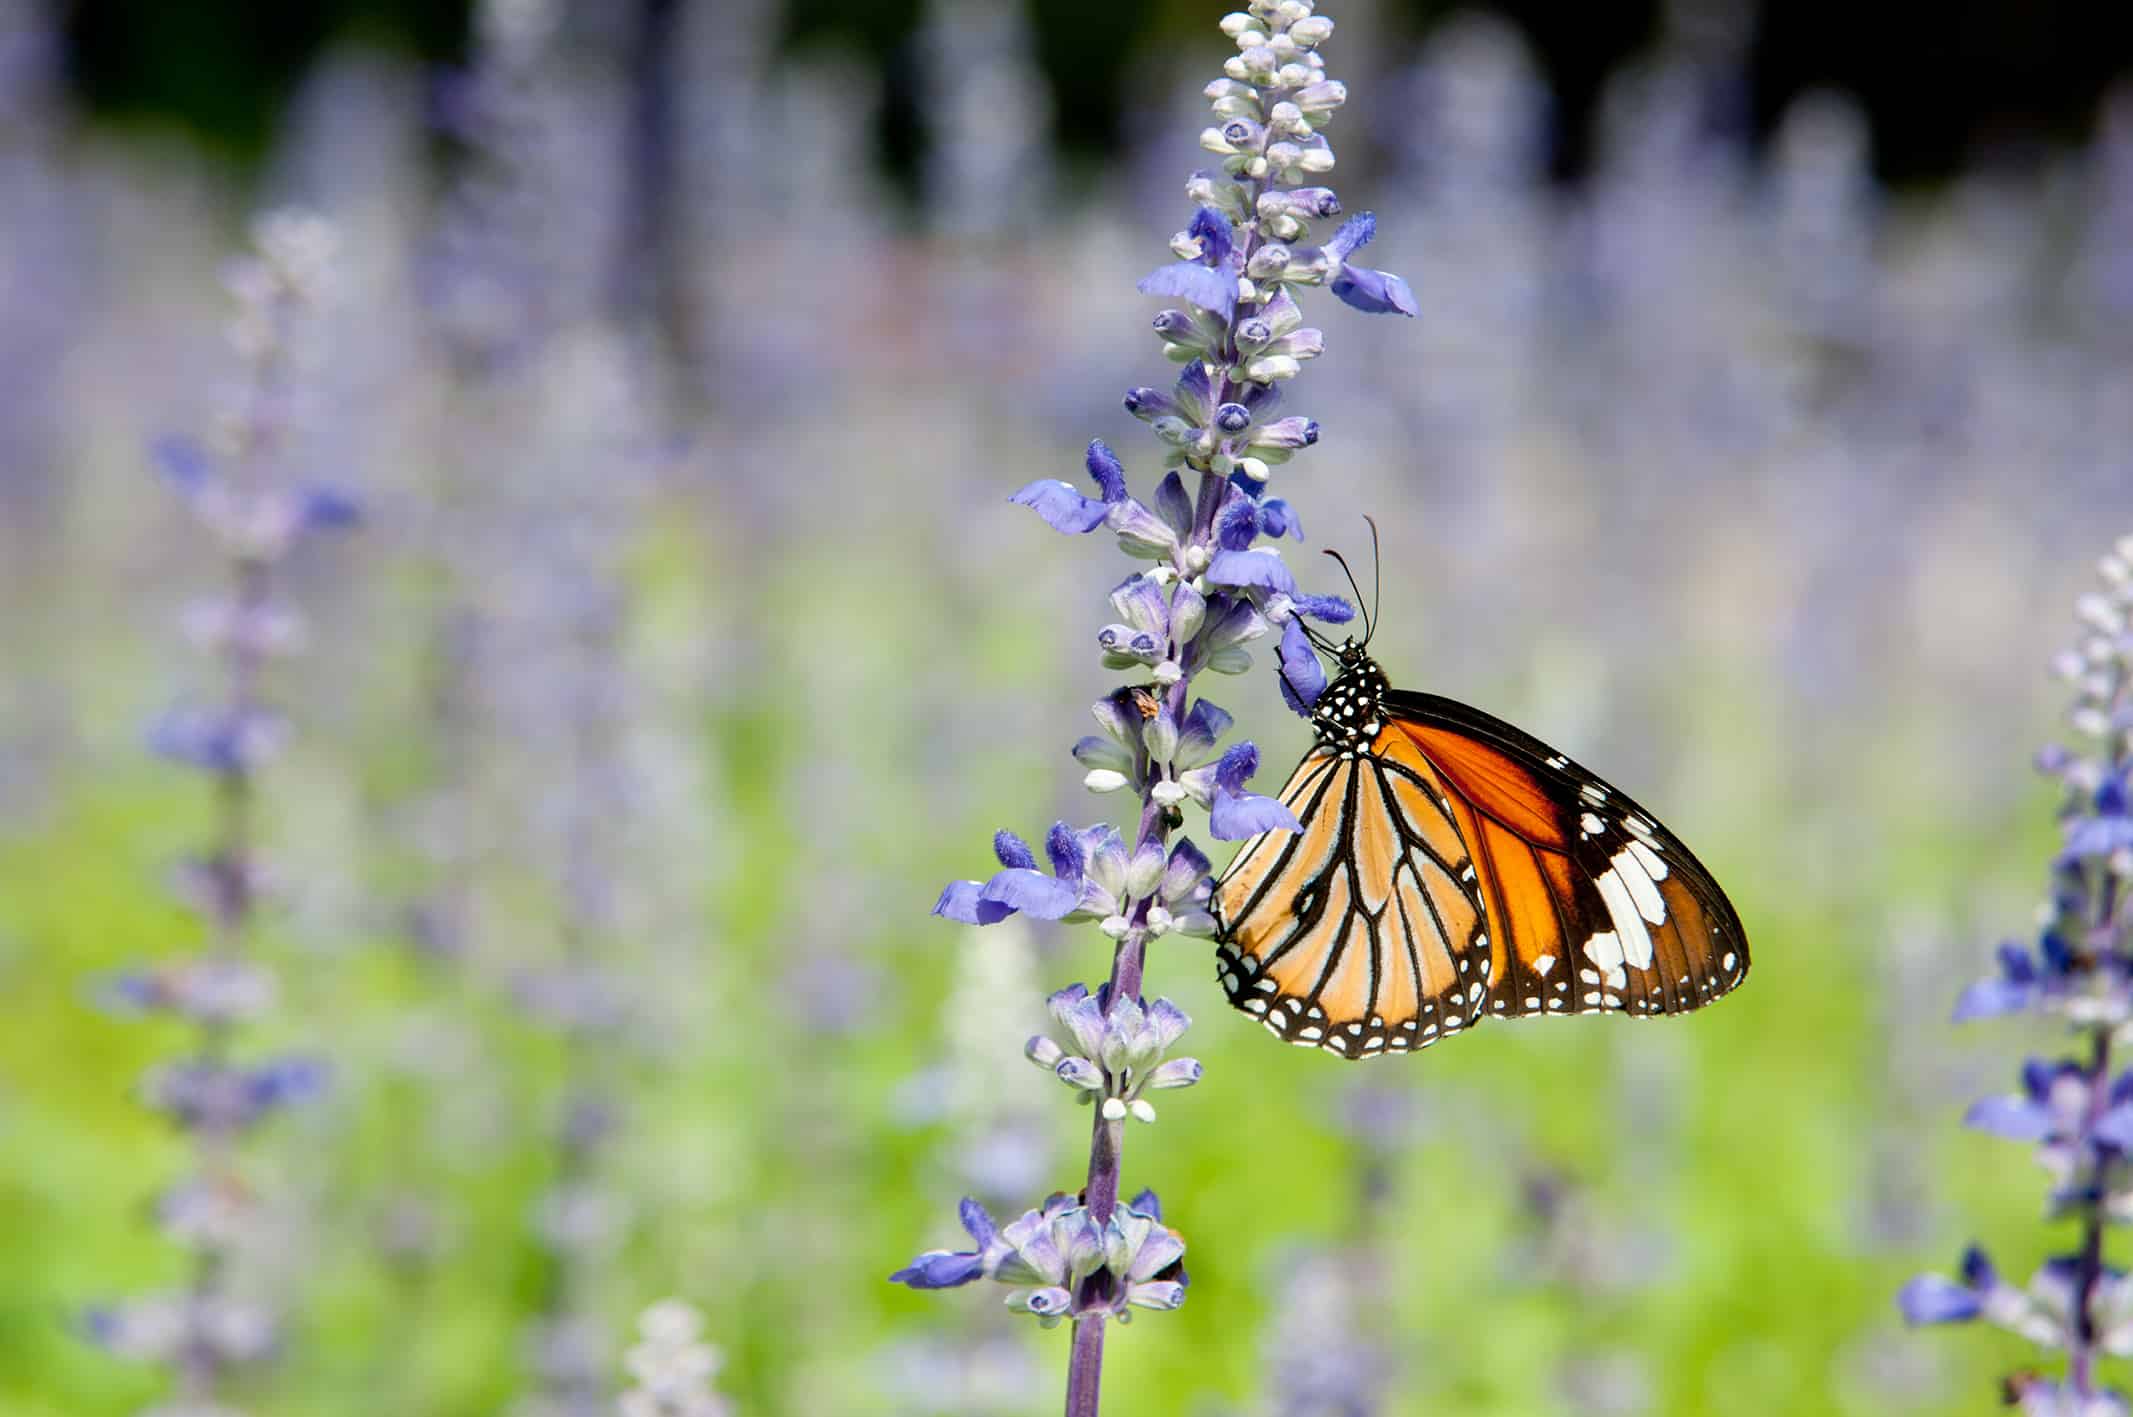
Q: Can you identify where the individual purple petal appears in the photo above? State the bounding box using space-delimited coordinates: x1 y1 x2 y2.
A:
1107 498 1180 558
1207 548 1297 595
1330 264 1419 317
1175 362 1216 422
1123 386 1180 423
1252 416 1320 452
933 880 1014 925
1215 496 1259 551
1178 699 1233 755
1898 1273 1982 1325
1130 1188 1162 1220
1326 211 1376 260
959 1197 999 1248
1046 822 1085 882
1963 1095 2053 1142
1085 440 1128 503
152 434 212 494
1010 479 1111 534
1292 593 1355 623
1153 471 1194 539
2096 1102 2133 1151
1188 206 1235 267
1211 788 1301 841
994 830 1037 870
1259 497 1303 541
1215 741 1260 795
980 869 1082 920
1160 839 1212 904
890 1250 986 1289
1953 977 2034 1022
1138 261 1236 320
1278 618 1326 714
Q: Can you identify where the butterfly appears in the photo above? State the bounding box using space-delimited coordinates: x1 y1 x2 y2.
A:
1212 539 1749 1059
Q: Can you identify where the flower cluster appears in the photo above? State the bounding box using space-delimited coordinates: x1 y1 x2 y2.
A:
901 2 1412 1410
85 210 352 1413
1902 535 2133 1414
892 1192 1188 1326
1026 985 1203 1124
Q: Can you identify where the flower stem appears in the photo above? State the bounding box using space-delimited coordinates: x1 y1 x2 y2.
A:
1065 1308 1107 1417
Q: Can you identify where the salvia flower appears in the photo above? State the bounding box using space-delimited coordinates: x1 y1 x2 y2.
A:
89 207 349 1414
909 4 1410 1410
1902 535 2133 1409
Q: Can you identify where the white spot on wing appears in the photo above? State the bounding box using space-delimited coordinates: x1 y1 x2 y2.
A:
1594 870 1655 971
1531 953 1555 976
1628 838 1668 882
1610 849 1668 927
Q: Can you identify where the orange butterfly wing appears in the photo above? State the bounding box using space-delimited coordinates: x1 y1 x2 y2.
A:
1380 691 1750 1022
1213 689 1749 1059
1214 742 1494 1057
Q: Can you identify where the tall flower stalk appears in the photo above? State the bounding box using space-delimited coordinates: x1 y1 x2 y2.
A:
897 4 1413 1413
86 211 354 1414
1901 534 2133 1415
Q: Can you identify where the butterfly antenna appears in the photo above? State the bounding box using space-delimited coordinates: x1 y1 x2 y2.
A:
1364 514 1382 647
1322 545 1372 644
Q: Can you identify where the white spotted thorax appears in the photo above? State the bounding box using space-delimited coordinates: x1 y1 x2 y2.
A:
1310 640 1389 754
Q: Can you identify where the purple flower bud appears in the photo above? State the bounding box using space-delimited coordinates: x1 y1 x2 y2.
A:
1123 387 1180 422
1214 402 1252 433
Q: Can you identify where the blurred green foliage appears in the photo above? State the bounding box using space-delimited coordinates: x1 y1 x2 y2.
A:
0 514 2090 1415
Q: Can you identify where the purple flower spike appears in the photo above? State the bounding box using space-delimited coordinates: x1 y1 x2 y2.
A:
914 1 1420 1394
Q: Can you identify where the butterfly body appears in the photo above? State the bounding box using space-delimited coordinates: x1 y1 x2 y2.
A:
1214 642 1749 1059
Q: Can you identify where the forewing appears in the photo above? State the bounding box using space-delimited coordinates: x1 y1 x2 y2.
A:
1378 692 1751 1021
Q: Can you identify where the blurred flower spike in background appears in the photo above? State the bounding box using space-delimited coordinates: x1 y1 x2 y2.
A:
1902 534 2133 1415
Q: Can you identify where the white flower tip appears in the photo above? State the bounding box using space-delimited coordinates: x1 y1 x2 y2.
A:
1102 1098 1128 1121
1129 1099 1157 1123
1085 769 1131 793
